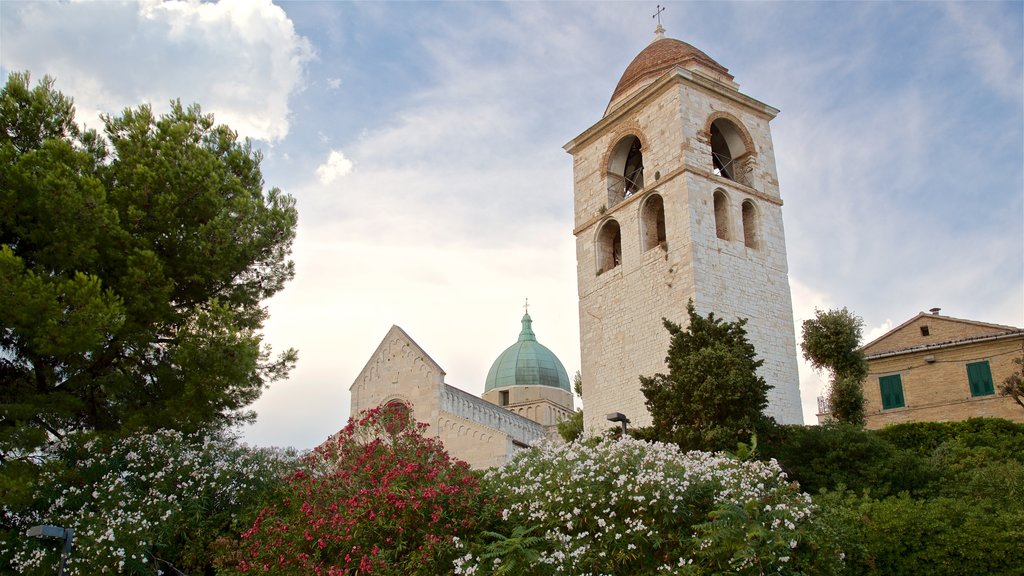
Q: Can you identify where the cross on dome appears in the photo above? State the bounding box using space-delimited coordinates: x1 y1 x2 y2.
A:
653 4 666 39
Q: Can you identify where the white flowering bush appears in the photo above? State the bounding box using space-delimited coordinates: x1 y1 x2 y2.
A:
456 436 846 575
2 430 296 575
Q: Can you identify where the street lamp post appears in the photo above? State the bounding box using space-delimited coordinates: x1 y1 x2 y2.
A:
606 412 630 435
27 525 74 576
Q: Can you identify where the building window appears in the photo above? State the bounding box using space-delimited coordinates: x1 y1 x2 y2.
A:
596 219 622 274
499 390 509 406
920 325 930 336
966 361 995 397
713 190 730 240
640 194 667 251
879 374 905 409
741 199 758 248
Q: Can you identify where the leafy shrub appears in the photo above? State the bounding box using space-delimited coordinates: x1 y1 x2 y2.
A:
235 402 484 575
826 492 1024 576
456 436 847 575
927 441 1024 502
760 423 933 497
2 430 294 575
874 418 1024 460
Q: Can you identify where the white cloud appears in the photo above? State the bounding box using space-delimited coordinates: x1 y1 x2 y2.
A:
327 77 341 90
943 2 1023 102
865 319 895 344
1 0 315 141
248 223 580 448
315 150 354 184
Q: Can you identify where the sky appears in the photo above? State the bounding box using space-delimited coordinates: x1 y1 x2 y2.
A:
2 0 1021 450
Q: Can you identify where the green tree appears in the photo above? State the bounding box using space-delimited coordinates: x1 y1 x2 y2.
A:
557 370 584 442
0 72 297 460
639 300 773 452
801 307 868 426
999 355 1024 410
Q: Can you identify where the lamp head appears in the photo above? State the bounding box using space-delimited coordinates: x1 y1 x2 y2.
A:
27 525 66 539
606 412 630 423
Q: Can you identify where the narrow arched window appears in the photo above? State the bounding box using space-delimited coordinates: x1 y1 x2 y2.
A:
741 199 758 248
606 135 644 207
713 190 730 240
596 219 622 274
641 194 667 251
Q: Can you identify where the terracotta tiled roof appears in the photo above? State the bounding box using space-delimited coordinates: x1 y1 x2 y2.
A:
610 37 732 104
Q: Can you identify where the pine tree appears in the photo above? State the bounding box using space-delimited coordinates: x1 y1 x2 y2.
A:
639 300 773 451
0 72 298 461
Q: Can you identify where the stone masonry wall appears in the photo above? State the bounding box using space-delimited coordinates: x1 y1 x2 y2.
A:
572 70 803 435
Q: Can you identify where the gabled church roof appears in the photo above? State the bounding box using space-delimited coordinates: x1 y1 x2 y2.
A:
350 325 446 391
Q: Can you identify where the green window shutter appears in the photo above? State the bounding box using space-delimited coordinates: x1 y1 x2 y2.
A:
879 375 905 409
967 363 979 396
967 361 994 397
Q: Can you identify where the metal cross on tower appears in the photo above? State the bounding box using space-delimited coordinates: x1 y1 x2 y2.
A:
653 4 665 26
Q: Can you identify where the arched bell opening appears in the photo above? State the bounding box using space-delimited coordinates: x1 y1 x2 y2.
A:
606 135 645 207
709 118 754 187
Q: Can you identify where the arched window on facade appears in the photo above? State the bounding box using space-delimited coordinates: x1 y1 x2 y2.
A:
606 135 645 207
384 399 412 420
741 199 758 249
597 219 622 274
640 194 667 251
709 118 753 188
713 190 730 240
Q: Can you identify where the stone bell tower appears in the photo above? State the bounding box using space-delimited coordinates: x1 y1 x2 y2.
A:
565 25 803 434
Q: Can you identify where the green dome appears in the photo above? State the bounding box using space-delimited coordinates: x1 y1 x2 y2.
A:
484 312 571 393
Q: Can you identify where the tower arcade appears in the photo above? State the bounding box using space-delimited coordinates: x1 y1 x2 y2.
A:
565 27 804 433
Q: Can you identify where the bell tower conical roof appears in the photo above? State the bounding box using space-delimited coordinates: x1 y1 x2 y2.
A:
607 27 734 115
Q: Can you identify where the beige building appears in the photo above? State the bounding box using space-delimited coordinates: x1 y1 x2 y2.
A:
818 310 1024 428
566 25 803 433
350 313 574 469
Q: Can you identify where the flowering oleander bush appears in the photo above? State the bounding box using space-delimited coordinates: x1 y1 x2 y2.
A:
235 402 484 575
2 429 295 575
456 436 846 575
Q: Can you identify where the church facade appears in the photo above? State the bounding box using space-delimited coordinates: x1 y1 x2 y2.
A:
348 26 805 466
350 315 573 469
566 26 804 433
